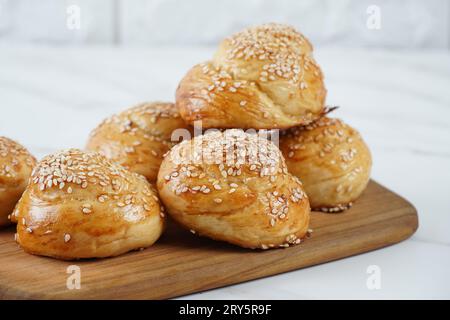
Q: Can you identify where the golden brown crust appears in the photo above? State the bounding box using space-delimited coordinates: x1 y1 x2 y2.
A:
157 130 311 249
86 102 191 182
176 23 327 129
0 137 36 227
279 117 372 212
13 149 165 260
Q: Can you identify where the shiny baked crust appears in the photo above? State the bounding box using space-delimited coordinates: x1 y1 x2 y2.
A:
176 23 327 129
13 149 165 260
86 102 191 182
279 117 372 212
157 129 311 249
0 137 36 227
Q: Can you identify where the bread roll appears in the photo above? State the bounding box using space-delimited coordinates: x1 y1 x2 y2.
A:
279 117 372 212
86 102 191 182
13 149 165 260
176 23 326 129
157 129 310 249
0 137 36 227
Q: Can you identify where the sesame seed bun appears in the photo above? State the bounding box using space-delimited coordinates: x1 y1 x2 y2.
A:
13 149 165 260
86 102 192 183
157 129 311 249
0 137 36 227
279 117 372 212
176 23 327 129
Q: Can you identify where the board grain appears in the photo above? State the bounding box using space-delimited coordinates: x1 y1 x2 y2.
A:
0 180 418 300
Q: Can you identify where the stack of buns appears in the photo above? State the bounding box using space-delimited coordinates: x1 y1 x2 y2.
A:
1 23 371 260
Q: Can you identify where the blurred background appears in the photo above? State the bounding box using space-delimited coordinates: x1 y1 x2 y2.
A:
0 0 448 48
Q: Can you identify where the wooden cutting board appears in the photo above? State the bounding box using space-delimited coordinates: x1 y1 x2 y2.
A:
0 180 418 300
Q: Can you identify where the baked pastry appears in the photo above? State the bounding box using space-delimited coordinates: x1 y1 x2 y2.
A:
13 149 165 260
157 129 311 249
176 23 326 129
86 102 191 182
279 117 372 212
0 137 36 227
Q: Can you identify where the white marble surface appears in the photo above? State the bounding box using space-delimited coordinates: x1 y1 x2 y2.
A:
1 0 448 48
1 45 449 299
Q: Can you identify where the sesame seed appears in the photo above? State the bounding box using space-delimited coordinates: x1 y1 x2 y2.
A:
82 207 92 214
64 233 71 243
270 218 276 227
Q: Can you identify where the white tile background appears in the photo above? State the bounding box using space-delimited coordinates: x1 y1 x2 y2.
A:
0 0 448 48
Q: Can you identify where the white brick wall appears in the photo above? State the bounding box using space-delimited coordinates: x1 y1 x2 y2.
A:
0 0 448 48
0 0 115 44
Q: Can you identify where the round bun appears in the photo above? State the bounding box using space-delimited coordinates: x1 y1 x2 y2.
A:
0 137 36 227
176 23 326 129
157 129 310 249
86 102 191 182
279 117 372 212
13 149 165 260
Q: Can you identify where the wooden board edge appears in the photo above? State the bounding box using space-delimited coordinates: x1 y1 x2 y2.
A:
164 191 419 300
0 181 420 300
